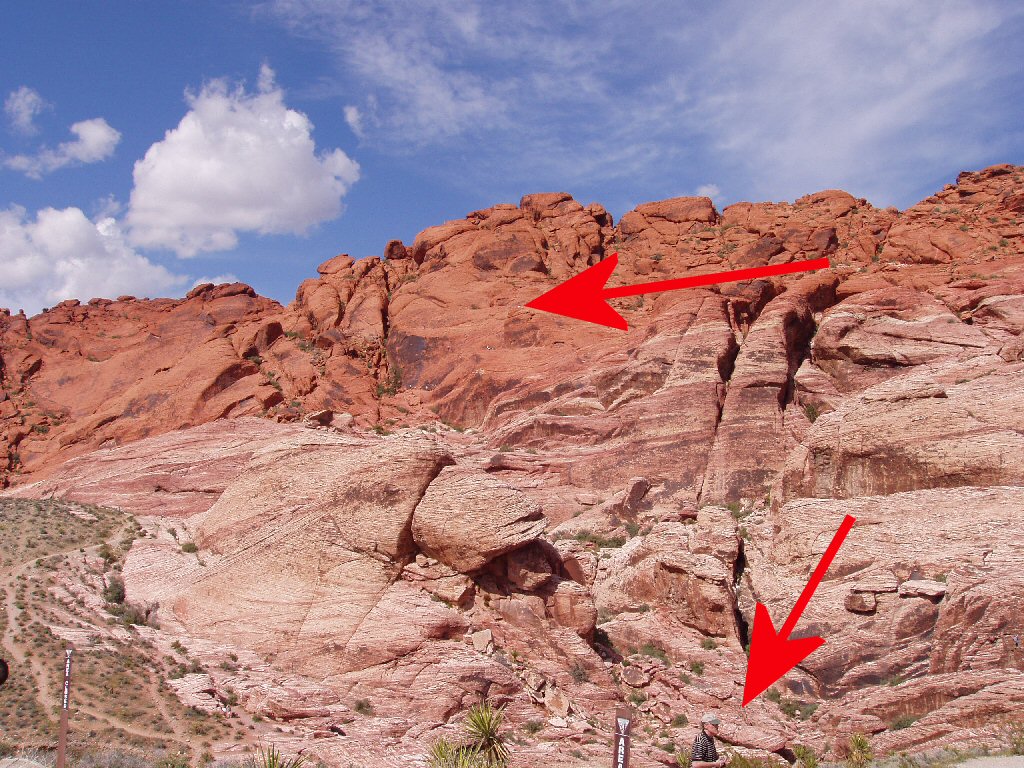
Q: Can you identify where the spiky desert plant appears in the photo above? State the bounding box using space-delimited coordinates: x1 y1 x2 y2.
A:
427 737 485 768
464 702 510 767
846 733 873 768
245 743 307 768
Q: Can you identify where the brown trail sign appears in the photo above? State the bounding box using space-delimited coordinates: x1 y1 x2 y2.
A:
612 706 632 768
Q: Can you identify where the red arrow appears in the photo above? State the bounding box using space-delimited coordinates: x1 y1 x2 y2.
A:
526 253 831 330
742 514 856 705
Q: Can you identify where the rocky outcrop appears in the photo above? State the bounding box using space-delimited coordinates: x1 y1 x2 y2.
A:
3 165 1024 766
412 466 546 572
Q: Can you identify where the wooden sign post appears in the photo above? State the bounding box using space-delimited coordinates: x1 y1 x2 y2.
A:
56 647 74 768
612 706 632 768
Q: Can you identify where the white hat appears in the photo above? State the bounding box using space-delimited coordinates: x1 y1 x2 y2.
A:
701 713 721 725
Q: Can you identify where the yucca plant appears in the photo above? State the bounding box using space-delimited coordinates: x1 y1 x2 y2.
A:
427 737 485 768
846 733 873 768
464 702 510 767
426 702 510 768
245 743 307 768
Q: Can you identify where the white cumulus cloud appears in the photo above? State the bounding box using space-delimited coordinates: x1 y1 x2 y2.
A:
4 86 49 135
3 117 121 178
0 205 188 316
126 65 360 257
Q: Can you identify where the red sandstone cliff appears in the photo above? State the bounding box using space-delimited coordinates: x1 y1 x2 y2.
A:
2 165 1023 765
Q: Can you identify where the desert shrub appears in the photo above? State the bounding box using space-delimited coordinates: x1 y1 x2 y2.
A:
1005 719 1024 755
779 698 817 720
672 714 688 727
522 719 543 735
701 638 717 651
75 748 151 768
730 755 778 768
156 753 192 768
181 542 198 554
890 715 917 731
103 574 126 604
570 530 626 549
569 661 589 683
793 745 818 768
108 600 157 627
640 643 670 665
353 699 374 716
689 661 704 676
98 542 117 564
846 733 873 768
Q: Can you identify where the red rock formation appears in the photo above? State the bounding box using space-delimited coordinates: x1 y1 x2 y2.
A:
3 164 1024 765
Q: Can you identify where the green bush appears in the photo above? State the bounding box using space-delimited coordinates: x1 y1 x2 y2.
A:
103 574 126 604
640 643 670 665
181 542 198 554
890 715 917 731
689 661 704 676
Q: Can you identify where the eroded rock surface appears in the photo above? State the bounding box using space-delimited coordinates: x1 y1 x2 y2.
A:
4 165 1024 765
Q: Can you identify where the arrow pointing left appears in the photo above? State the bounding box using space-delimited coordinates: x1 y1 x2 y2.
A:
526 253 831 330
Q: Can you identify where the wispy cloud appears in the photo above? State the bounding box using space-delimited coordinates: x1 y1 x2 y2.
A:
687 2 1021 204
695 184 723 204
4 86 49 135
126 64 360 257
263 0 1023 207
191 273 240 289
3 117 121 179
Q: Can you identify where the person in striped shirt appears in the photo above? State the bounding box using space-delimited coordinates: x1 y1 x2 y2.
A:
691 713 728 768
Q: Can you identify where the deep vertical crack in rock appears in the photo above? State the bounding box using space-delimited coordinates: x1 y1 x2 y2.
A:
732 537 750 651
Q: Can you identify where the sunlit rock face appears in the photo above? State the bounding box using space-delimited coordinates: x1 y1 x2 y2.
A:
4 165 1024 766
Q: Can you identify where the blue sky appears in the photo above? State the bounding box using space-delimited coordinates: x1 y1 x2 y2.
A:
2 1 1023 315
